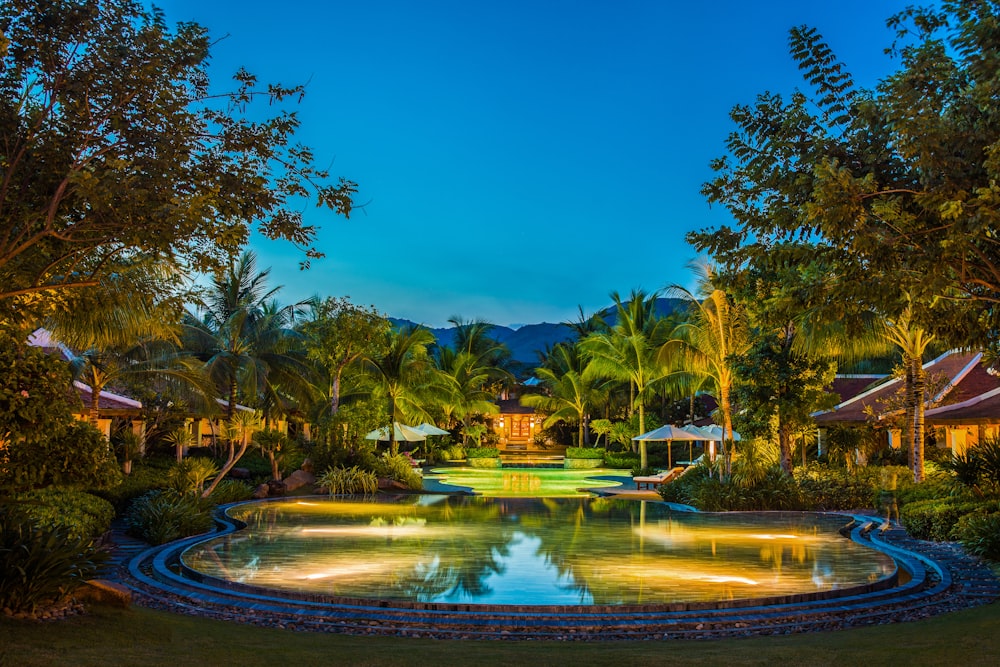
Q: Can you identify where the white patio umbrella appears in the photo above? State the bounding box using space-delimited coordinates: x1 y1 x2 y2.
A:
364 422 427 442
632 425 704 468
684 424 740 463
413 422 450 436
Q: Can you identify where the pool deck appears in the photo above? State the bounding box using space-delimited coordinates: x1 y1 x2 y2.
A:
98 497 1000 640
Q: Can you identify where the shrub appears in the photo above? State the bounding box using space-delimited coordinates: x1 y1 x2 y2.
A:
657 465 709 504
14 488 115 541
93 460 171 512
564 447 604 460
604 453 640 470
899 499 997 541
166 458 219 495
374 453 422 490
207 479 254 505
466 447 500 459
125 490 214 545
317 466 378 495
955 511 1000 561
0 507 107 614
3 420 122 492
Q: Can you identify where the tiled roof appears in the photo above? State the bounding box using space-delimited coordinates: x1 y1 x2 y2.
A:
925 387 1000 423
73 381 142 412
814 351 983 425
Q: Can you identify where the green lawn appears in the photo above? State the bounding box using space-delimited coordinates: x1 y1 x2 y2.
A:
2 601 998 667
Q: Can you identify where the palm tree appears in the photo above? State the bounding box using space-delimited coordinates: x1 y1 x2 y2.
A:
662 263 749 478
521 343 599 447
363 324 437 455
432 346 500 438
580 290 670 469
182 251 312 424
876 303 936 483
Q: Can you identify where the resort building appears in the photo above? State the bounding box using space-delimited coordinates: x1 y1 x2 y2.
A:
814 350 1000 456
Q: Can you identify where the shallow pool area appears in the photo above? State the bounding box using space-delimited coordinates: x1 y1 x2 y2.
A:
181 496 897 607
422 466 627 497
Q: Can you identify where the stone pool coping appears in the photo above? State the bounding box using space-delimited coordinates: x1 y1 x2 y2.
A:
104 497 1000 640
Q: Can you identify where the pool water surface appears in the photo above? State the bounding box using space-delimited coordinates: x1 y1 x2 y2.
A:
181 496 897 607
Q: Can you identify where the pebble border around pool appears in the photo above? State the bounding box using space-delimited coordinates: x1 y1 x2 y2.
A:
105 504 1000 640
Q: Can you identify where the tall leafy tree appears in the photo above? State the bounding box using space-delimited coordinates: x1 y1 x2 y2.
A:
300 297 390 418
691 1 998 359
0 0 356 323
732 326 837 474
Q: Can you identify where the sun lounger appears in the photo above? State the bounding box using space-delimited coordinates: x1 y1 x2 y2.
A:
633 467 684 490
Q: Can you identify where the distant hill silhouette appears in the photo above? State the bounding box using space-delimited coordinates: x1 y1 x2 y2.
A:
390 297 686 365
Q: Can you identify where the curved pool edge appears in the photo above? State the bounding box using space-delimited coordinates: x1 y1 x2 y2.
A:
118 498 1000 639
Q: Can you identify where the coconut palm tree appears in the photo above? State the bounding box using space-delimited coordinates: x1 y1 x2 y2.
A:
661 263 749 478
521 343 600 447
580 290 670 469
432 346 500 438
363 324 437 455
182 251 312 425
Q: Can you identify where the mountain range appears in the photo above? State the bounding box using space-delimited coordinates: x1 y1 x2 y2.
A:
391 297 685 365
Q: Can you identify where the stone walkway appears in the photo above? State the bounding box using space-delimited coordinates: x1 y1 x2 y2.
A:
100 508 1000 640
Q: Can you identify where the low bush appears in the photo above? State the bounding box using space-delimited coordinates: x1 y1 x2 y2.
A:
564 447 604 460
466 447 500 459
659 465 802 511
317 466 378 495
374 454 422 490
899 498 998 541
604 453 640 470
14 488 115 541
0 507 107 614
124 490 214 545
92 458 173 512
955 511 1000 561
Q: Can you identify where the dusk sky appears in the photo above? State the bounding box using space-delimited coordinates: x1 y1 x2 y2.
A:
156 0 911 328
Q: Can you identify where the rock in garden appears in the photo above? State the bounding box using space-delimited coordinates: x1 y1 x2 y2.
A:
282 469 316 492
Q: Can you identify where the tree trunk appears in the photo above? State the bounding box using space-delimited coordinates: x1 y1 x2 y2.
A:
904 360 915 470
227 378 237 423
330 365 345 416
202 435 250 499
912 356 926 483
719 381 734 479
638 403 647 469
778 420 793 475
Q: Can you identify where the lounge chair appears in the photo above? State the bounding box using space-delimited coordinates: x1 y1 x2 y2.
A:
633 467 684 490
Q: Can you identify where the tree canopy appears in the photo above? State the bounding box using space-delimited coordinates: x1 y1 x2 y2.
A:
690 0 1000 350
0 0 356 322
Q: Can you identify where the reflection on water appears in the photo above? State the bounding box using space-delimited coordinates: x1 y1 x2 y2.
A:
181 496 896 606
424 467 625 497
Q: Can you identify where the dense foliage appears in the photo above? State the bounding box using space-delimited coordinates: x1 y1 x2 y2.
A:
317 466 378 496
0 0 357 323
13 488 115 541
0 506 107 614
124 490 214 545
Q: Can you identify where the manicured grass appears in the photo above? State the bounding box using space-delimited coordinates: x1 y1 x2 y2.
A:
1 601 998 666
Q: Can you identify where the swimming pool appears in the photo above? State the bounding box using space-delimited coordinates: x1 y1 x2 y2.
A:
181 496 897 607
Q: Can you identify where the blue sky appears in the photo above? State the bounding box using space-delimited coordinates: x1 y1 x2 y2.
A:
155 0 911 328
